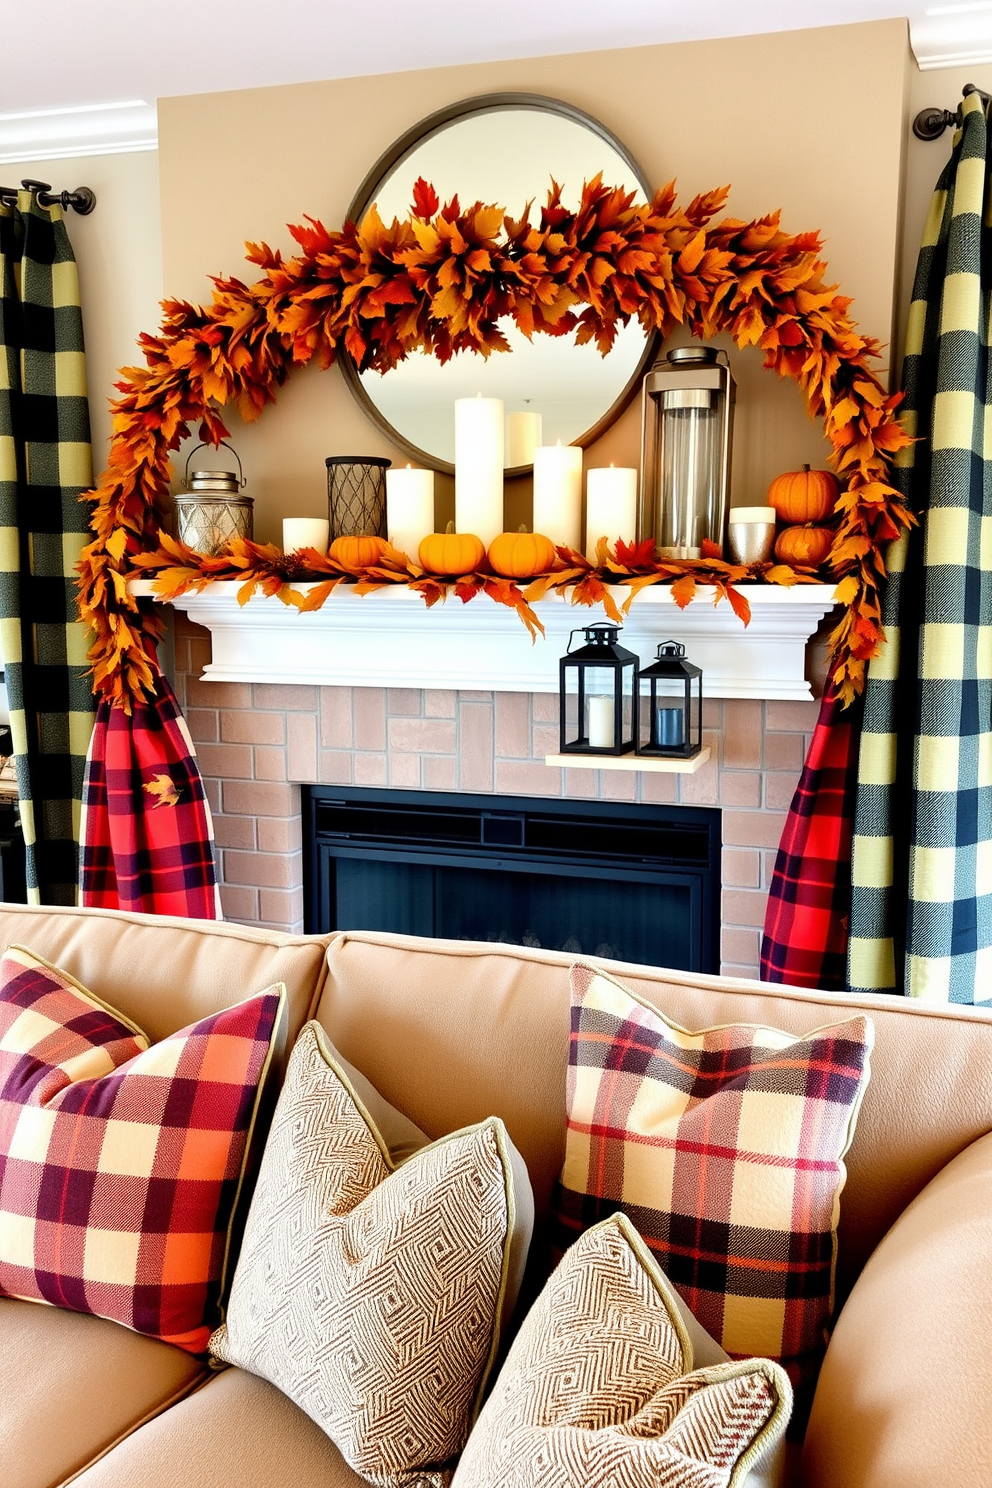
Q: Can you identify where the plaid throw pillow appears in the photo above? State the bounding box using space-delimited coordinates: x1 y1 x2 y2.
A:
0 945 283 1354
552 965 873 1393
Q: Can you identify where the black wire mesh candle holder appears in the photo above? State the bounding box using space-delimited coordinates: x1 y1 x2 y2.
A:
325 456 391 540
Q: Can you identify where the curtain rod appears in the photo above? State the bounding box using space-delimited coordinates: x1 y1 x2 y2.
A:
0 177 96 213
913 82 991 141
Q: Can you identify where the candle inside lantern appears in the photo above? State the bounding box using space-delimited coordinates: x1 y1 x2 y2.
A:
505 410 542 468
655 706 685 748
386 464 434 559
282 517 329 554
455 394 504 546
585 465 638 562
587 695 615 749
533 441 583 550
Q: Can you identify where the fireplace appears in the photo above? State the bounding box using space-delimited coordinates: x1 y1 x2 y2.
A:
304 787 721 973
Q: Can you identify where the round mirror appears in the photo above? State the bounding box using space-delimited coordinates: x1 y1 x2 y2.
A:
343 94 658 475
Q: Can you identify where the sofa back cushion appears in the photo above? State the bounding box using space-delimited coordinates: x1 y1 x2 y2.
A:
316 932 992 1306
0 905 330 1069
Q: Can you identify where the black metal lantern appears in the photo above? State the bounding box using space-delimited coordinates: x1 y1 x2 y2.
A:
559 622 637 756
635 640 703 758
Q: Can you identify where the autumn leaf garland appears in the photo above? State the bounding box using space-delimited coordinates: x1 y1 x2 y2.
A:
77 175 913 712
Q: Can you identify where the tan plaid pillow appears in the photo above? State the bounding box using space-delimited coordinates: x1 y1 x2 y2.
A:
211 1022 534 1486
452 1213 792 1488
552 965 873 1394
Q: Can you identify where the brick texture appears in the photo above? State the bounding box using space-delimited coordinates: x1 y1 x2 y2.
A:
178 627 806 974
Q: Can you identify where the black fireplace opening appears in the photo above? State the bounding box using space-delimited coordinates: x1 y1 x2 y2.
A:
304 787 721 974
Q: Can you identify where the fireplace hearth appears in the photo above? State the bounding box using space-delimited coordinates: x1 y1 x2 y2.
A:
305 787 721 974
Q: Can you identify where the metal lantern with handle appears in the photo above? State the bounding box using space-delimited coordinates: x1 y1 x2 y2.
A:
639 346 735 558
174 442 253 555
635 639 703 759
559 622 637 756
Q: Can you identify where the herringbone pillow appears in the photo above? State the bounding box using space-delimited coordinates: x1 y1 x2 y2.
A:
452 1213 792 1488
210 1022 534 1486
0 944 284 1353
552 965 873 1393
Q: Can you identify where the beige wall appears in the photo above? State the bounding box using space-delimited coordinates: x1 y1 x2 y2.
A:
157 19 912 545
3 150 162 471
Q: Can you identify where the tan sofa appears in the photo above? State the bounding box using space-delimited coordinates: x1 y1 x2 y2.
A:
2 902 990 1488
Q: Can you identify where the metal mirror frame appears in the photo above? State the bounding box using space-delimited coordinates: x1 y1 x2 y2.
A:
340 92 660 477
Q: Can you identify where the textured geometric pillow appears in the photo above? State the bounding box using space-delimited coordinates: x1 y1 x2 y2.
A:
452 1213 792 1488
553 965 873 1391
210 1022 534 1487
0 945 284 1354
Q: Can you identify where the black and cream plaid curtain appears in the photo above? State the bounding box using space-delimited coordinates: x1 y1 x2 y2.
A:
0 189 95 904
848 90 992 1003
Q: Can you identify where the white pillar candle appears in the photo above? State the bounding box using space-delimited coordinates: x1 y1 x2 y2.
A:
585 465 638 562
386 464 435 559
587 694 615 749
533 441 583 550
455 394 504 545
505 410 542 468
282 517 329 554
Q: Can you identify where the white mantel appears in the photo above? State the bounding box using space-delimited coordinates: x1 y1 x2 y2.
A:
137 580 837 701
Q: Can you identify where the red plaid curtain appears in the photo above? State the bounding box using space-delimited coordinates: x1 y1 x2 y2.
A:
759 685 862 989
80 665 219 917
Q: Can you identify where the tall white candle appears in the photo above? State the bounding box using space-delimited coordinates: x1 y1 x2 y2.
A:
587 695 615 749
585 465 638 562
533 441 583 550
455 394 504 545
386 464 435 559
282 517 329 554
505 410 542 468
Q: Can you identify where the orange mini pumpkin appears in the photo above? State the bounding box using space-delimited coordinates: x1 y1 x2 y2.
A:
774 524 833 568
487 527 556 579
329 534 388 568
418 523 485 576
768 464 839 525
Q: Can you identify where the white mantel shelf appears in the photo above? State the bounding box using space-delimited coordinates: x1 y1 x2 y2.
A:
134 580 837 701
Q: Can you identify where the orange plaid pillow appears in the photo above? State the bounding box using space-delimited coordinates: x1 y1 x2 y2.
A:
0 946 283 1353
552 965 873 1395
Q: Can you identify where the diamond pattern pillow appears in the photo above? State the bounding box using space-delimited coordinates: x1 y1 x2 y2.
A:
552 965 873 1392
210 1021 534 1487
0 945 284 1353
452 1213 792 1488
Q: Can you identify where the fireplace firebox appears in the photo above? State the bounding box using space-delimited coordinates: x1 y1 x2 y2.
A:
304 787 720 974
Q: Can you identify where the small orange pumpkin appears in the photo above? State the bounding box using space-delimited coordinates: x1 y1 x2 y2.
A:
329 534 389 568
774 524 833 568
418 522 485 576
767 464 839 525
487 526 556 579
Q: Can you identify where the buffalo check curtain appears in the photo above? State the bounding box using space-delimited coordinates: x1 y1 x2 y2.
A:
848 90 992 1003
81 660 220 917
0 189 95 903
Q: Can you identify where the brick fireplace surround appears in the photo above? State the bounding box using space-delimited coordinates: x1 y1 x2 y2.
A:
173 614 819 981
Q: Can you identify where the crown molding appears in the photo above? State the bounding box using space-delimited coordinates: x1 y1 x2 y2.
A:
910 11 992 70
0 100 157 165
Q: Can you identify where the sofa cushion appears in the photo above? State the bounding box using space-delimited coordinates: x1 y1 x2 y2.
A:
552 965 873 1390
451 1214 791 1488
0 902 331 1056
211 1022 533 1486
0 946 284 1353
802 1129 992 1488
0 1294 207 1488
65 1365 371 1488
315 931 992 1313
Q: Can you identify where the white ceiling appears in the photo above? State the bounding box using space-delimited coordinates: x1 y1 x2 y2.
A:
0 0 989 161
